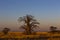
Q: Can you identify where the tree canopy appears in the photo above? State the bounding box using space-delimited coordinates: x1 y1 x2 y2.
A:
18 15 40 35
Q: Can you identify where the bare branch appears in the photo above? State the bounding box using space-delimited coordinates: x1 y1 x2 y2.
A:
18 15 40 35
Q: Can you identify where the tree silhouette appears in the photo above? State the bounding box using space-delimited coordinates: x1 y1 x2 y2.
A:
18 15 40 35
50 26 57 33
2 27 10 35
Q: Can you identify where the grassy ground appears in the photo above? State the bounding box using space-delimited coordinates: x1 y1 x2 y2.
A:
0 32 60 38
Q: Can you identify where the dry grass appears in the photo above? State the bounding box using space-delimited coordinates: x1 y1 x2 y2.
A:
0 32 60 38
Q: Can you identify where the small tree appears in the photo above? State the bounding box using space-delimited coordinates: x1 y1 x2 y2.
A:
50 26 57 32
2 27 10 35
18 15 40 35
50 26 57 34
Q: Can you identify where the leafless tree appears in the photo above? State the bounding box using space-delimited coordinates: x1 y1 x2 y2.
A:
18 15 40 35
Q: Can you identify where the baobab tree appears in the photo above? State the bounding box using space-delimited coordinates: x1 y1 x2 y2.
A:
18 15 40 35
2 27 10 35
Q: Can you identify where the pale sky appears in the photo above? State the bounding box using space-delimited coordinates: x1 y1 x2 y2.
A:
0 0 60 32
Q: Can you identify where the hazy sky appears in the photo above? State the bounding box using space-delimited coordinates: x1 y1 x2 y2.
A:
0 0 60 32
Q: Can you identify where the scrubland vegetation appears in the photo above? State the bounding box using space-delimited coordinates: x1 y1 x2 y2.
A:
0 15 60 40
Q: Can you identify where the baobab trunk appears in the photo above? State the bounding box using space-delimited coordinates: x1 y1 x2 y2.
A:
27 23 31 35
26 16 31 35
